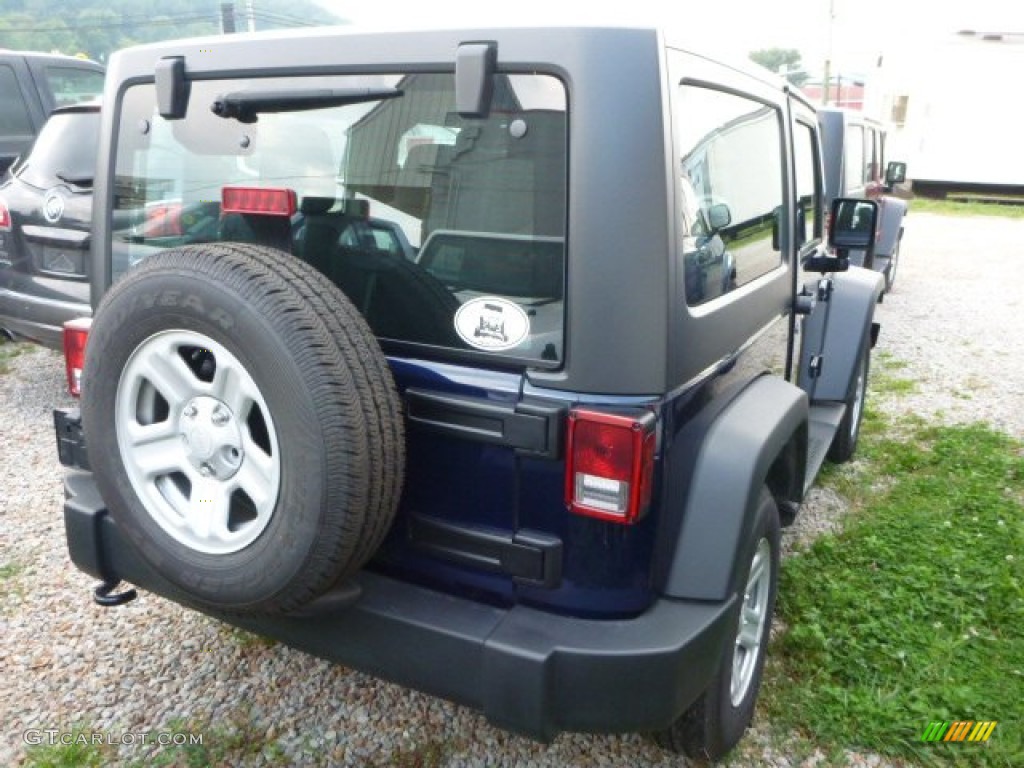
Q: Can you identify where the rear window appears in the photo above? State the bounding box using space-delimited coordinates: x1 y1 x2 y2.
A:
112 72 568 365
17 110 99 189
44 66 104 108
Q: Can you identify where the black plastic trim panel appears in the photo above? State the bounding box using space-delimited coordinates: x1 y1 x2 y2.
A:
405 388 564 458
54 408 91 471
62 470 733 741
409 514 563 588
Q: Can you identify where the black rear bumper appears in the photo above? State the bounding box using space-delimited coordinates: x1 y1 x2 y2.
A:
60 417 734 740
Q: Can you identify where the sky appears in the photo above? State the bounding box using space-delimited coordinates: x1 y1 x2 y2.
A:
313 0 1022 77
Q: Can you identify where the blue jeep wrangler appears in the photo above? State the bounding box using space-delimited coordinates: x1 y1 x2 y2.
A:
54 25 883 760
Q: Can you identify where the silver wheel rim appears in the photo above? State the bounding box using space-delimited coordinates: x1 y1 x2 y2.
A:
731 537 772 707
115 330 281 554
850 352 867 441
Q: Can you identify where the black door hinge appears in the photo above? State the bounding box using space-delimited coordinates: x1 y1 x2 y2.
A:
809 355 824 378
817 278 834 302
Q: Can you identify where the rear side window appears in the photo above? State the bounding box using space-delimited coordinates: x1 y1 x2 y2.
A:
16 110 99 188
677 84 785 306
44 66 104 108
793 120 823 249
844 124 865 187
112 72 567 364
0 65 33 136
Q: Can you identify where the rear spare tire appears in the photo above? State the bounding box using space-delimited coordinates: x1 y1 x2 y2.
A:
81 243 404 614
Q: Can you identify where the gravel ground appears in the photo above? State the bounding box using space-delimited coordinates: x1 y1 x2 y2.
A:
1 212 1021 767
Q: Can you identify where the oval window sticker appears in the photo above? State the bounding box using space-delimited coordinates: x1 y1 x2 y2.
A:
455 297 530 352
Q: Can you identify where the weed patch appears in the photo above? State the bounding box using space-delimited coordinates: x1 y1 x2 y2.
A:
22 725 113 768
0 336 27 374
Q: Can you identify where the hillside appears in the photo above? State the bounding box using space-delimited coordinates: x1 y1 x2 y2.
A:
0 0 345 62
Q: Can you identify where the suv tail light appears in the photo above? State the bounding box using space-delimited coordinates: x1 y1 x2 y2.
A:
63 317 92 397
0 198 11 230
222 186 297 217
565 409 656 524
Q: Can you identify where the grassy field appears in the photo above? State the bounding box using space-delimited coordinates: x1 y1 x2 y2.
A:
761 358 1024 767
909 197 1024 219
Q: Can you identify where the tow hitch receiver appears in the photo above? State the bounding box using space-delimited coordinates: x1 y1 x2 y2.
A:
93 580 137 607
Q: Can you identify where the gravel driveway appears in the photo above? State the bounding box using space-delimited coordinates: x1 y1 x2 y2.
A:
1 212 1021 767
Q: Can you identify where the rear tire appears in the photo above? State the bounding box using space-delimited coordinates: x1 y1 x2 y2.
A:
828 339 870 463
654 488 780 761
884 236 901 293
82 243 404 615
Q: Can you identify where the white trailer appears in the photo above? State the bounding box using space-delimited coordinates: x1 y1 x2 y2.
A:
870 31 1024 192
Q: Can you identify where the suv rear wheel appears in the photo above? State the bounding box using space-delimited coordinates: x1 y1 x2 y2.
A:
654 488 780 760
81 243 404 614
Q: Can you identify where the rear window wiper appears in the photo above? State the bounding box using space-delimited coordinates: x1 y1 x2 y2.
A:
211 88 402 123
57 172 93 188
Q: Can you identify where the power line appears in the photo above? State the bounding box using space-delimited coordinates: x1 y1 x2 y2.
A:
0 14 217 34
249 11 320 29
249 7 334 28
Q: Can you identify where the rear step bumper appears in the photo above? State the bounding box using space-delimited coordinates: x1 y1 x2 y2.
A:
63 468 734 741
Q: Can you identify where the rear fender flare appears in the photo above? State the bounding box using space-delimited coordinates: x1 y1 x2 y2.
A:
662 375 807 601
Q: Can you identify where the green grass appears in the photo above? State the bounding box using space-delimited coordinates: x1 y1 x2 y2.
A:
22 726 113 768
910 197 1024 219
133 711 288 767
0 561 25 603
0 336 28 374
765 409 1024 766
22 711 288 768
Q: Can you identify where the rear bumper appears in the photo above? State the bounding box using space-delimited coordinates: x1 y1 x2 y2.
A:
0 287 89 349
58 411 733 740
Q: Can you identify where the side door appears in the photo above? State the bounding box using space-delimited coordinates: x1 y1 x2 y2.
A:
863 125 885 199
790 96 830 390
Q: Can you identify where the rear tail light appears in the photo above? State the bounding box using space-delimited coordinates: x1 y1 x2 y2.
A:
62 317 91 397
142 202 183 236
0 198 11 230
565 409 656 524
221 186 297 217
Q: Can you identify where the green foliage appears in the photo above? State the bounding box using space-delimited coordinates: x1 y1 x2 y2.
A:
749 47 808 86
766 409 1024 766
0 1 345 62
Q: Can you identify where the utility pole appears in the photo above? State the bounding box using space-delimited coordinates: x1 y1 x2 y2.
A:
220 3 236 34
822 0 835 105
246 0 256 33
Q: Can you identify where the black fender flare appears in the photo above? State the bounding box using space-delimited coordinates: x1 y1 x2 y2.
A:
798 266 884 403
662 375 807 601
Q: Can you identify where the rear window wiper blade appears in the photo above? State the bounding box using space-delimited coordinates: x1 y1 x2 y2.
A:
211 88 402 123
57 172 94 187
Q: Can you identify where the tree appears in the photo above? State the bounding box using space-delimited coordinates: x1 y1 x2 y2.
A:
749 48 809 86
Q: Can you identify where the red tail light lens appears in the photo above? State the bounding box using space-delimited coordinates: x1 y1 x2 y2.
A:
142 202 183 237
565 409 656 524
222 186 297 217
0 198 11 230
62 317 92 397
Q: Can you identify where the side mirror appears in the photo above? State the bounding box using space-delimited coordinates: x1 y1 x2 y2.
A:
885 160 907 187
805 197 879 273
706 202 731 232
829 197 879 252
